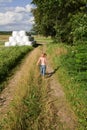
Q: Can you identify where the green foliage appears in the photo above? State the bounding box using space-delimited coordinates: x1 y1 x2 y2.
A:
0 42 4 46
47 42 87 129
32 0 86 44
70 13 87 44
60 44 87 128
61 44 87 81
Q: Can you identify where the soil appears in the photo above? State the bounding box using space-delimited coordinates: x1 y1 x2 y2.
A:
0 43 78 130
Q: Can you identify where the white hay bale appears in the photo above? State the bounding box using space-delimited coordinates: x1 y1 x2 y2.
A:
16 36 23 43
25 41 32 46
23 36 29 42
10 42 17 46
5 42 10 47
12 31 18 37
17 43 21 46
17 42 24 46
9 36 16 42
19 30 26 37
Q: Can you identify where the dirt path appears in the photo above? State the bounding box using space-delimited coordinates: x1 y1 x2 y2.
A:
0 44 78 130
46 63 78 130
0 47 41 129
41 44 78 129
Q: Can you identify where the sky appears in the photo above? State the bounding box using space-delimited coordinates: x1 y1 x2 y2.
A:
0 0 35 31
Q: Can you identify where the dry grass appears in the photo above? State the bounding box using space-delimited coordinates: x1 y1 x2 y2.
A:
0 35 10 42
55 47 67 56
0 47 40 130
21 56 63 130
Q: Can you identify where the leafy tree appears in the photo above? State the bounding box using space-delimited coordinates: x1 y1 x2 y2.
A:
31 0 87 44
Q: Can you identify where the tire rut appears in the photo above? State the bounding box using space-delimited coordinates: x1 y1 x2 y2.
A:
0 47 41 124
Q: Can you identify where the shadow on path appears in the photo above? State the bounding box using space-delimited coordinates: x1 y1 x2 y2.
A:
33 42 42 48
46 66 60 78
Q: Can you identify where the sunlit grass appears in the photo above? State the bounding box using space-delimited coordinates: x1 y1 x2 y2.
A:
0 35 10 42
46 42 87 130
34 35 52 44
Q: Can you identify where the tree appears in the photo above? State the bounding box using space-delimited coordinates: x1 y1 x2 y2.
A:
32 0 87 44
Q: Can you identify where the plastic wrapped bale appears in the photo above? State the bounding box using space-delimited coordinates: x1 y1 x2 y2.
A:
5 42 10 47
25 41 32 46
12 31 18 37
9 36 16 43
10 41 17 46
18 42 25 46
23 36 29 42
19 30 26 37
16 36 23 44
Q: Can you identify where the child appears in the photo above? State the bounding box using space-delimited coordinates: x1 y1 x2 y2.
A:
37 52 47 77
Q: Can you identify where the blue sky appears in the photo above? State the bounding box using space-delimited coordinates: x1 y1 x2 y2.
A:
0 0 35 31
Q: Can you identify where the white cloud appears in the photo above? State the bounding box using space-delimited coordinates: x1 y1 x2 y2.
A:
15 4 33 13
4 23 32 31
26 4 33 12
0 4 34 31
27 17 35 24
15 6 25 12
0 11 23 25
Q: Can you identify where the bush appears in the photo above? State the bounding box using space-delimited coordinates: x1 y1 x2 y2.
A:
70 13 87 44
61 44 87 81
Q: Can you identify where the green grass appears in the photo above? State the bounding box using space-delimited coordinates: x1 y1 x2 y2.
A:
0 42 4 47
12 61 63 130
46 42 87 130
0 46 33 92
34 35 52 44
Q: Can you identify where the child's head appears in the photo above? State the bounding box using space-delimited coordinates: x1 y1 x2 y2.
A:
41 52 47 57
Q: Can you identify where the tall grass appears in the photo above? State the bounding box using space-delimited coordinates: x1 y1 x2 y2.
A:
46 42 87 130
13 63 63 130
0 46 33 92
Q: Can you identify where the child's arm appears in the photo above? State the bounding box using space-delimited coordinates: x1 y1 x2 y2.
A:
37 58 41 65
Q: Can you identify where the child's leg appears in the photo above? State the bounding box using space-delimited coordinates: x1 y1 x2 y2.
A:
40 65 43 75
42 65 46 76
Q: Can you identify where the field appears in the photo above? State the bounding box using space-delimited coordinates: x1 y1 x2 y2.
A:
0 35 87 130
0 35 33 91
0 35 10 47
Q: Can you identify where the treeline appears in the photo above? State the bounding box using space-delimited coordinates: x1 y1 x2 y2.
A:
31 0 87 44
0 31 12 35
0 31 35 36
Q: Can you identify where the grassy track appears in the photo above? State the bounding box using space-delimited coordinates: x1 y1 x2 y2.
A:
14 60 63 130
0 45 63 130
34 36 87 130
13 42 78 130
0 35 86 130
46 41 87 130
